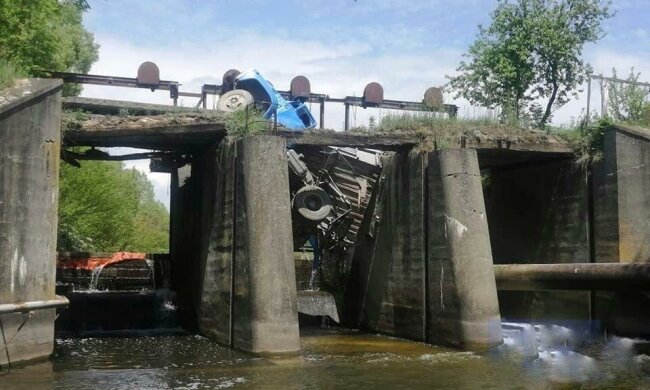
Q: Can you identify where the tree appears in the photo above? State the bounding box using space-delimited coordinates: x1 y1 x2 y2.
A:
58 159 170 253
607 68 649 124
448 0 613 128
0 0 98 94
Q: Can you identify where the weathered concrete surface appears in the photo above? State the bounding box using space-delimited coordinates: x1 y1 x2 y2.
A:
602 126 650 263
593 125 650 336
427 149 502 351
483 160 591 324
169 163 203 331
344 149 501 350
0 79 62 364
200 136 300 354
344 150 427 341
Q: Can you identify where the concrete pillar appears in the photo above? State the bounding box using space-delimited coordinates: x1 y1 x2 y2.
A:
593 125 650 336
427 149 502 350
200 136 300 354
169 163 203 330
343 150 427 341
0 79 62 364
604 126 650 263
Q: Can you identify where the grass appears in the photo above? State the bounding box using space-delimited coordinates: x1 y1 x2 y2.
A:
553 119 609 170
0 60 24 89
350 112 533 151
62 109 91 130
224 107 269 139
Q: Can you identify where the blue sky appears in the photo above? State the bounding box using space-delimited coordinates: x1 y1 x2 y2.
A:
80 0 650 207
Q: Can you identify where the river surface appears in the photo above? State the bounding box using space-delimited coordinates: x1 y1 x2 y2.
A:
3 327 650 389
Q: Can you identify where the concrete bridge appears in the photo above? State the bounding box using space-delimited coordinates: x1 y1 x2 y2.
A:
2 79 650 363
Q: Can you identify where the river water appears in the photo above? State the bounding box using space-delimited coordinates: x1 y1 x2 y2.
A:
3 326 650 389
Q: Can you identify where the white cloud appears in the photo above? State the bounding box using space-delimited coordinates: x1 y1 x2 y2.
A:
551 46 650 125
81 27 650 209
82 33 465 208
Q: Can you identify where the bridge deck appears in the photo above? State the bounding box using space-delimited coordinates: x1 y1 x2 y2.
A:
62 97 573 167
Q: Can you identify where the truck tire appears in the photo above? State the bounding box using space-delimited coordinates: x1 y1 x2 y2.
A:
216 89 254 112
293 185 332 222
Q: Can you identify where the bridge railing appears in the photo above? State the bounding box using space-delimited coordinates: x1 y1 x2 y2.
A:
50 61 458 130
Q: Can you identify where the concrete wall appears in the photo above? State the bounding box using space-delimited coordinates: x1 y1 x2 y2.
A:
345 149 501 350
199 136 300 354
344 150 427 341
601 126 650 263
169 163 202 331
483 159 591 324
593 126 650 336
0 79 62 364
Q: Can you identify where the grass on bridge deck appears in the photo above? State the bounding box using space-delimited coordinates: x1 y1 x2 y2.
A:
61 97 574 162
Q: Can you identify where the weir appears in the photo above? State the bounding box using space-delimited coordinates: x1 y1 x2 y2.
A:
1 80 650 364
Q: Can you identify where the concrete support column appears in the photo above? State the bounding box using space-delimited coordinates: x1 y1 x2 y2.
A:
343 150 427 341
427 149 502 350
0 79 62 364
200 136 300 354
593 125 650 336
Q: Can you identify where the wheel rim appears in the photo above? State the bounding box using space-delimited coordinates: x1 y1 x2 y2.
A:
304 193 324 211
224 93 247 110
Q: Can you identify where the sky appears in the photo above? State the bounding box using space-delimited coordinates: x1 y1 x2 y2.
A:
79 0 650 208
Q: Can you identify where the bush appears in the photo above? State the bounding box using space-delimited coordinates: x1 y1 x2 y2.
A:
0 60 24 89
559 118 610 169
224 108 269 138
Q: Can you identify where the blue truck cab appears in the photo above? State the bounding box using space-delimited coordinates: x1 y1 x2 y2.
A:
218 69 317 130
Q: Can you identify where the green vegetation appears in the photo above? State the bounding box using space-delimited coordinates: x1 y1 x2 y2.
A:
350 112 537 151
374 112 503 132
2 1 169 254
224 108 269 138
58 157 169 253
448 0 613 129
556 119 609 169
607 68 650 127
0 0 98 95
0 59 24 89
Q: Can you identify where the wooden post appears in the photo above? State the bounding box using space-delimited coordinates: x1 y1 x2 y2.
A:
586 76 591 123
344 103 350 131
600 78 607 118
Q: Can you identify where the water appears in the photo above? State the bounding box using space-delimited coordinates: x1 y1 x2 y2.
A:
87 265 106 291
3 327 650 389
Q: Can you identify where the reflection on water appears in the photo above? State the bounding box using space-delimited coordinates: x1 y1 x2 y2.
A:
3 326 650 389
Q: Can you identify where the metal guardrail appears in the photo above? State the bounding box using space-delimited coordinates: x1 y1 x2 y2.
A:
0 296 70 315
49 61 458 131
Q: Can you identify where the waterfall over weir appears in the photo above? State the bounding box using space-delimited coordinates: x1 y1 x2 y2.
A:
87 265 106 291
55 253 180 336
297 290 340 323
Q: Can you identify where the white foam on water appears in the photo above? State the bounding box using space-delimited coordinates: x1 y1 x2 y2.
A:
419 351 481 363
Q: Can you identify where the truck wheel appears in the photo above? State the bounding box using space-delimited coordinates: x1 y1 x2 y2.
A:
217 89 254 112
293 185 332 222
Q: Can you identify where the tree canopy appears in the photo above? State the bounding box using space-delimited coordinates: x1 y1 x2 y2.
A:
448 0 613 128
0 0 98 94
58 158 170 253
2 2 169 253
